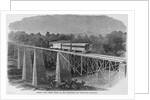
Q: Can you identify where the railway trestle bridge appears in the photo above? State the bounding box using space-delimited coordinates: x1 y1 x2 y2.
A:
8 42 127 87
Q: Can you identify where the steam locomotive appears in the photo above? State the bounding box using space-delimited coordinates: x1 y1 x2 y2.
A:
49 42 92 53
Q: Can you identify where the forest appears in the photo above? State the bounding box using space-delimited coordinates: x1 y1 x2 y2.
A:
8 30 127 57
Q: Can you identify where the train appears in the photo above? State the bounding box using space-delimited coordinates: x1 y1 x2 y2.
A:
49 42 92 53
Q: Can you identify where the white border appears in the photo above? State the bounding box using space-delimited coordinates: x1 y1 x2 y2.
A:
0 0 10 10
0 10 134 100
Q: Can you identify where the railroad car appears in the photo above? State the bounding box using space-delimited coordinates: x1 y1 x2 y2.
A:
49 42 92 53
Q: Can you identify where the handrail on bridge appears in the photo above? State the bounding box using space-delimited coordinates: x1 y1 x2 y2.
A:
8 41 126 63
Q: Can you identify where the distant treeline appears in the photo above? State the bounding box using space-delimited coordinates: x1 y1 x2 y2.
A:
8 30 126 57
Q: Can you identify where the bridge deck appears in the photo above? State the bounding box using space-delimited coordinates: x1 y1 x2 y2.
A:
8 42 126 62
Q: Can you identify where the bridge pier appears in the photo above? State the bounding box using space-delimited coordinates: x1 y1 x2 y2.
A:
32 49 37 85
56 52 61 83
17 47 21 69
56 52 72 83
17 47 24 69
60 53 72 82
22 48 33 82
32 49 46 86
13 45 18 58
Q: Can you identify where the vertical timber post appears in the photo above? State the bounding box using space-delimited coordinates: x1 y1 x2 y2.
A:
81 56 83 76
125 64 127 77
17 47 21 69
109 61 111 87
32 49 37 86
73 55 75 73
22 48 26 80
97 59 99 84
56 52 61 83
86 58 89 80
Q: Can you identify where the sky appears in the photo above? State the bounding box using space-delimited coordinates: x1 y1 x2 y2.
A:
6 14 127 33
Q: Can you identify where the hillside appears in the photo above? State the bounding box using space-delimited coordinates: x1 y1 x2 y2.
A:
9 15 127 36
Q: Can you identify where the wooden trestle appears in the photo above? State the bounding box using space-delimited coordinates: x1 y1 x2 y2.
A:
8 42 126 87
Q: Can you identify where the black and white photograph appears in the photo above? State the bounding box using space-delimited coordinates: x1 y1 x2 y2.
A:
6 13 128 95
1 0 149 100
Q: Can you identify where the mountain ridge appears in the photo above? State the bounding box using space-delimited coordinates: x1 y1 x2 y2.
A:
9 15 127 36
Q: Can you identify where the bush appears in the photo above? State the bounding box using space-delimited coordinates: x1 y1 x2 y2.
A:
58 79 85 90
47 74 86 90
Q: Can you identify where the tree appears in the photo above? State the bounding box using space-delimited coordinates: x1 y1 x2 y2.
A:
71 34 82 43
36 32 41 36
8 31 30 44
103 31 126 56
98 34 104 42
70 34 75 40
89 35 98 42
79 35 90 43
45 31 51 37
8 31 15 41
30 33 35 36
